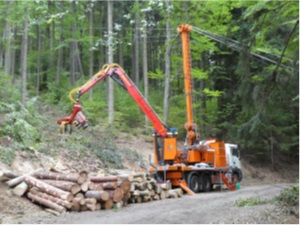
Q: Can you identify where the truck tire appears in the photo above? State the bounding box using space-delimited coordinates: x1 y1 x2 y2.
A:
201 174 212 192
232 168 243 183
187 173 200 193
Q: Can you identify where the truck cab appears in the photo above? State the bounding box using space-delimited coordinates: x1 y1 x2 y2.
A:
225 143 243 183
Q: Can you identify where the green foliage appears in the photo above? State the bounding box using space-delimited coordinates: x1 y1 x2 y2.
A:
235 197 269 207
275 184 299 208
0 147 15 164
0 99 42 148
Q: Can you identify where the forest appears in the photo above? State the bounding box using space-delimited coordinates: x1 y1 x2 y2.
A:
0 0 299 169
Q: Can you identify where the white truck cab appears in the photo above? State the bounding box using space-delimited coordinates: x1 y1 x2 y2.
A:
225 143 243 183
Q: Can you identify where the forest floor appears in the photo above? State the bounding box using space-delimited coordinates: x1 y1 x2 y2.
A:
0 106 299 224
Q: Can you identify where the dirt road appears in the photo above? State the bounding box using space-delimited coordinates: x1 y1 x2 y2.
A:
19 183 297 224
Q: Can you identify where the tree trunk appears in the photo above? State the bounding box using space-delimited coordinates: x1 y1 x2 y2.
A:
41 179 81 194
89 0 94 99
89 175 118 182
21 3 29 106
33 170 88 184
27 192 66 213
36 24 41 96
163 0 171 125
84 190 109 202
56 8 63 86
108 187 124 202
134 0 140 87
24 175 74 201
4 2 12 76
70 0 76 85
13 181 29 196
101 199 113 209
142 6 149 133
29 188 72 209
6 168 43 188
107 0 114 125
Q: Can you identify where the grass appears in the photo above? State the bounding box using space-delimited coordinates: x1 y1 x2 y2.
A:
234 197 270 207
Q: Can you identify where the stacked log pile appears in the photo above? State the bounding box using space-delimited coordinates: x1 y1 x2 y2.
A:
0 169 183 213
127 173 183 203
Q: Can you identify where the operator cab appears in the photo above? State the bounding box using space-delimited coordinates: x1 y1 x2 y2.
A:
225 143 242 182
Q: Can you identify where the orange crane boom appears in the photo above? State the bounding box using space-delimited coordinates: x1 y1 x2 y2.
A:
178 24 198 147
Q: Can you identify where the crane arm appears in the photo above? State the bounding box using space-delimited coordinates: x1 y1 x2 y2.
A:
58 64 168 137
178 24 199 147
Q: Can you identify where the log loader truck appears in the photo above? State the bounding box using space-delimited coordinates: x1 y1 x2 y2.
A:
57 24 242 194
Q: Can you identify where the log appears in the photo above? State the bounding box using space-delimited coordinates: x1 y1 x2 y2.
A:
95 203 101 210
118 180 131 193
24 175 73 201
27 192 66 213
85 190 109 202
80 182 89 192
0 170 19 179
132 173 146 179
114 201 123 209
168 190 178 198
93 184 103 191
86 203 97 211
139 189 150 197
30 188 72 209
88 181 95 190
72 196 84 205
118 174 134 182
172 188 183 197
89 176 118 183
13 181 29 196
6 168 43 187
84 198 97 205
71 201 81 212
153 194 160 200
135 196 142 203
102 182 118 190
75 193 84 200
102 199 113 210
142 195 151 202
160 190 168 200
159 182 171 190
108 188 124 202
33 171 88 184
154 184 162 194
42 179 81 194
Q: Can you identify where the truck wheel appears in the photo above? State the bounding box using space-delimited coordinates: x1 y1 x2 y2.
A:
202 174 212 192
187 173 200 193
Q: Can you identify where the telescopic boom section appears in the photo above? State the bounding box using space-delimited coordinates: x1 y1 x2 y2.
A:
58 66 168 137
178 24 195 129
178 24 193 126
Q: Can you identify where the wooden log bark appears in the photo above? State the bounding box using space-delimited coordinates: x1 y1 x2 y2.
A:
118 174 133 182
85 190 109 202
27 192 66 213
89 176 118 183
30 188 72 209
24 175 73 201
86 203 97 211
118 179 131 193
102 182 118 190
13 181 29 196
102 199 113 209
139 189 150 197
159 182 171 190
160 190 168 200
33 171 88 184
93 183 103 191
0 170 19 179
6 168 43 187
42 179 81 194
168 189 178 198
172 188 183 197
108 188 124 202
75 193 84 200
